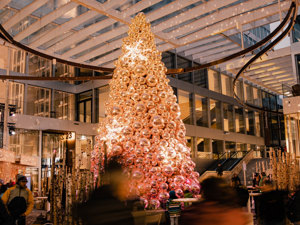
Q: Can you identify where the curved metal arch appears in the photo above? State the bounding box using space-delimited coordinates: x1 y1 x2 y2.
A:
232 1 298 114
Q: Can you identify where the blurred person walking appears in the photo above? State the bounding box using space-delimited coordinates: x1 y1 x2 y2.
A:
76 157 135 225
287 185 300 225
181 177 251 225
1 175 33 225
257 180 288 225
166 190 181 225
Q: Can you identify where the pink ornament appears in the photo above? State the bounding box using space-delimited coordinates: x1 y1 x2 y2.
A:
175 189 184 198
158 192 169 202
163 166 173 176
160 183 168 190
132 170 144 181
149 199 160 209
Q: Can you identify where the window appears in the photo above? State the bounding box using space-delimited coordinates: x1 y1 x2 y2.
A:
210 99 222 130
225 141 236 156
234 80 243 101
27 86 51 117
223 103 234 132
177 56 192 83
8 82 24 114
195 95 208 127
185 136 194 157
292 15 300 42
212 139 223 158
10 49 26 73
245 109 255 135
208 69 221 93
178 90 193 124
253 87 262 106
196 137 210 158
244 84 253 104
9 129 39 157
235 107 245 134
255 112 263 137
54 91 75 120
28 53 52 77
98 86 109 122
162 52 175 69
77 91 92 123
262 91 270 109
221 74 233 96
194 67 208 88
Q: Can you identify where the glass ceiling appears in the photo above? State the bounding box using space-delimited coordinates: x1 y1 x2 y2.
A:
0 0 295 92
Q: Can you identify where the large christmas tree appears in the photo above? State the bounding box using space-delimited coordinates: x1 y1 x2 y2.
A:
92 13 200 208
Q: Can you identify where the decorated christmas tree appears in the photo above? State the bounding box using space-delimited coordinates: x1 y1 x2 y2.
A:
92 13 200 208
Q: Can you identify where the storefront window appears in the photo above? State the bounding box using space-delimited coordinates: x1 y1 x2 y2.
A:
178 90 193 125
208 69 221 93
76 135 93 170
54 91 75 120
223 103 234 132
210 99 222 130
9 129 39 157
27 86 51 117
235 107 245 134
98 86 109 122
221 74 233 96
195 95 208 127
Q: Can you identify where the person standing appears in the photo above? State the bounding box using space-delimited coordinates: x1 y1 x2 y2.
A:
1 175 34 225
166 191 181 225
216 163 224 176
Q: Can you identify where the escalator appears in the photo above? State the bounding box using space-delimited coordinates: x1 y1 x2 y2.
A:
200 151 249 175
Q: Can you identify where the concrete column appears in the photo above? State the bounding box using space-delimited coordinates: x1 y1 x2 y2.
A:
38 130 42 195
3 47 11 150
